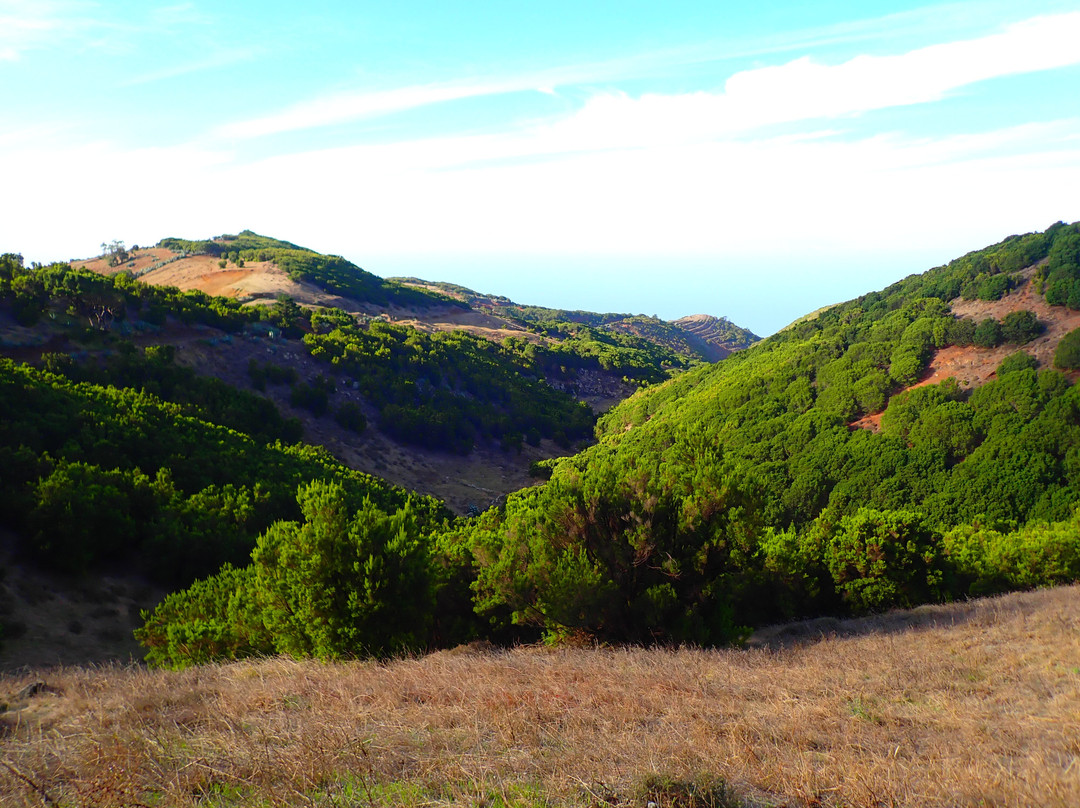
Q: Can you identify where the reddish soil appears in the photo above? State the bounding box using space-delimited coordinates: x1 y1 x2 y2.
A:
850 266 1080 432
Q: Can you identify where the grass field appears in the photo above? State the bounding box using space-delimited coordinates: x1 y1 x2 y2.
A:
2 586 1078 807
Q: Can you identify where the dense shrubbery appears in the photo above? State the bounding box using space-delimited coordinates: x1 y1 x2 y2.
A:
1035 222 1080 307
304 321 595 453
11 223 1080 668
0 359 445 586
438 222 1080 642
136 481 439 666
45 342 302 443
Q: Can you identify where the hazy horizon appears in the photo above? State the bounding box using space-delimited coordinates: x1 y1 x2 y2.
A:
4 0 1080 335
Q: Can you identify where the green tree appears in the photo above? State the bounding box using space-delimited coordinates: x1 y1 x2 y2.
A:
1000 310 1042 344
1054 327 1080 370
251 482 434 659
973 318 1002 348
825 508 945 613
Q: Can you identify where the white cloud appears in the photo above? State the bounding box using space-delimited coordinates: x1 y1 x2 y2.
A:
0 0 96 60
721 12 1080 122
208 10 1080 154
213 83 510 140
533 11 1080 152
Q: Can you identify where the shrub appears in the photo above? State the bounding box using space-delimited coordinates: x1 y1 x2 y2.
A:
251 482 434 659
334 401 366 433
997 351 1037 376
1053 327 1080 370
973 318 1002 348
825 508 945 613
1000 310 1042 344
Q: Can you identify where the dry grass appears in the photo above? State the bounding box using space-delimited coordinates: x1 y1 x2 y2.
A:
2 587 1078 807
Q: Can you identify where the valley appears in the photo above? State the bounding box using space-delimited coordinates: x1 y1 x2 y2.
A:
2 223 1080 806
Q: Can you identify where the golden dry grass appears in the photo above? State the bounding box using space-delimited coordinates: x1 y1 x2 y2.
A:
2 586 1078 807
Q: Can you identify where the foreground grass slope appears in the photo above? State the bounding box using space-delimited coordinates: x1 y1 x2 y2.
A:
2 586 1077 807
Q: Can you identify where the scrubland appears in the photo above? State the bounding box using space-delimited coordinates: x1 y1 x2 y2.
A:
2 586 1078 807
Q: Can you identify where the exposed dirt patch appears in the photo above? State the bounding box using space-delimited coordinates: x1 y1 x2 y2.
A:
850 268 1080 432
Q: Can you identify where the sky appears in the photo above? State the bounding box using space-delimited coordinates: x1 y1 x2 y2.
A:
3 1 1080 335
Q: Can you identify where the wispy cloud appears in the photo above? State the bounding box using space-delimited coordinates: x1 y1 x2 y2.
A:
531 11 1080 154
120 46 261 86
213 82 514 140
0 0 98 60
211 9 1080 151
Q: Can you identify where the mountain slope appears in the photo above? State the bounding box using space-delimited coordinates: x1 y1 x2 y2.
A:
394 276 760 365
135 221 1080 671
453 221 1080 644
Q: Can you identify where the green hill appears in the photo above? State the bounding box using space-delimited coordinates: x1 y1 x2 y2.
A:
133 222 1080 666
7 223 1080 669
159 230 460 309
453 221 1080 643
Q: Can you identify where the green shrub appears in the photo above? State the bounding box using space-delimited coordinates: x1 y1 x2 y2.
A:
943 511 1080 596
1053 327 1080 369
973 318 1002 348
334 401 366 432
1000 310 1042 344
825 508 945 613
996 351 1037 375
251 482 434 659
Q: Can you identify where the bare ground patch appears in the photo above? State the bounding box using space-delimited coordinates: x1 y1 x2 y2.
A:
851 269 1080 432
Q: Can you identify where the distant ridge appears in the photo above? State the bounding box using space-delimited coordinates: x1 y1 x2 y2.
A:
393 277 760 365
672 314 759 361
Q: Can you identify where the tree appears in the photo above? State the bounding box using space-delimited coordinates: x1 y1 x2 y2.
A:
1054 327 1080 370
825 508 945 612
973 318 1002 348
250 482 434 659
1000 310 1042 345
100 240 129 267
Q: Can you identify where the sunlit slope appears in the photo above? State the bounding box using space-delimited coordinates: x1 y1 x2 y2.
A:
465 221 1080 641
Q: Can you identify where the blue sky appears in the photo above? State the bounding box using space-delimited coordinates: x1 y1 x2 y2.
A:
3 1 1080 334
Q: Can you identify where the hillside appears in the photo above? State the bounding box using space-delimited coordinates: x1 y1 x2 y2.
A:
2 586 1077 807
410 221 1080 648
394 276 760 365
51 232 762 499
0 240 748 668
5 222 1080 674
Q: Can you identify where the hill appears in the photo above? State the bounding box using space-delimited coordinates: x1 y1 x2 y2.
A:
5 222 1080 672
2 585 1076 807
0 240 751 666
394 276 760 365
441 221 1080 646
